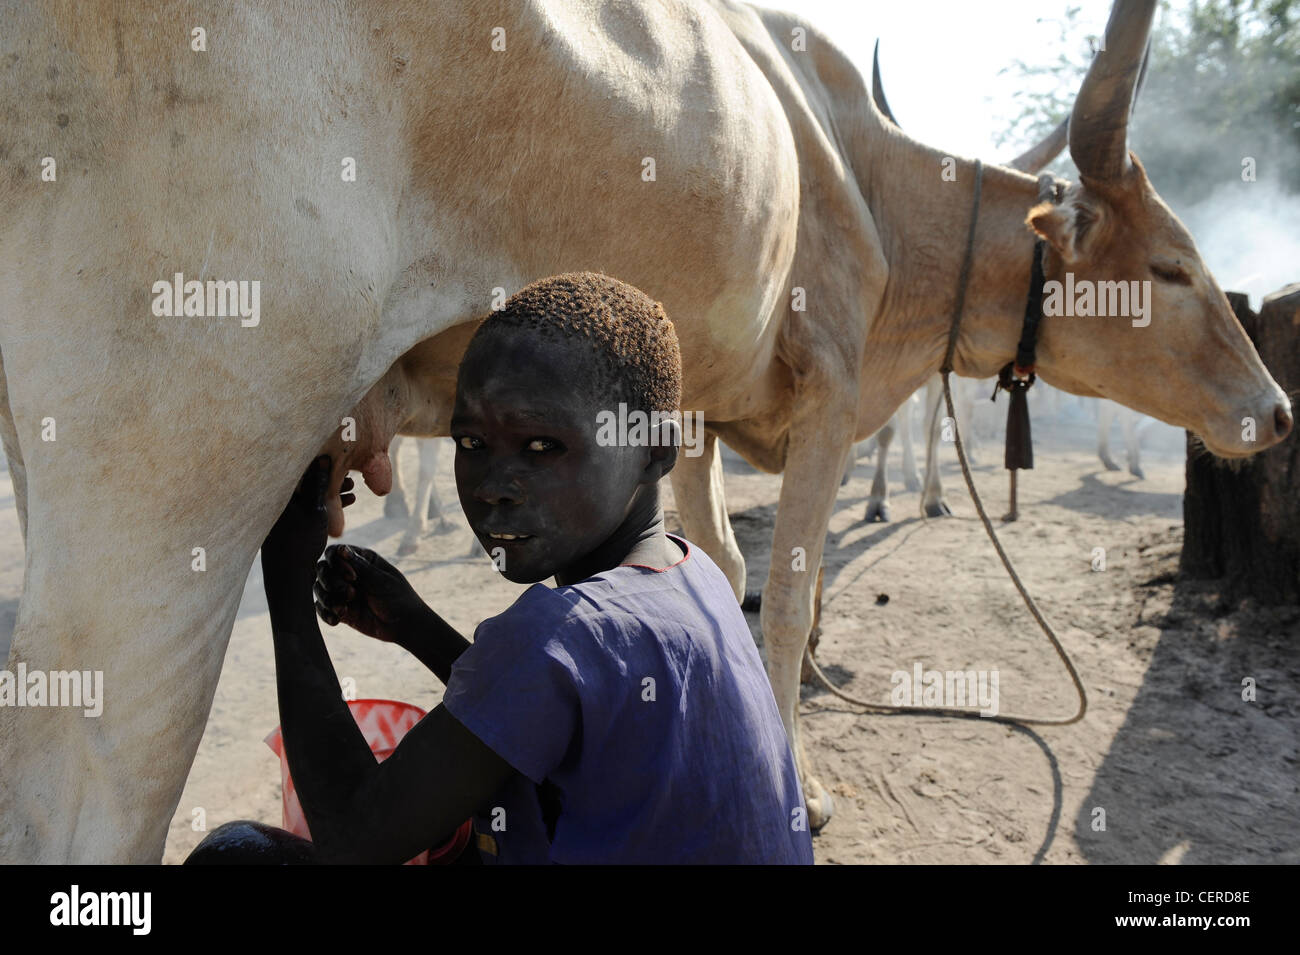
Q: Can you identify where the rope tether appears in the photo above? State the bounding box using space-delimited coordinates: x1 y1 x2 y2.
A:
803 159 1087 728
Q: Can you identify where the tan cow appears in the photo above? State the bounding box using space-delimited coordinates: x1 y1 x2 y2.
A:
0 0 1288 860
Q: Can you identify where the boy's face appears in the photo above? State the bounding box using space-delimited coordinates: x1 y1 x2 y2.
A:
450 329 662 585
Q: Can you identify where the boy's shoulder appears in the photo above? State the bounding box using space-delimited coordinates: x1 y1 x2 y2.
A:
476 581 579 637
480 535 729 638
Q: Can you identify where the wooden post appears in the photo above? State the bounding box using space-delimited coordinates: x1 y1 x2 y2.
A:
1180 285 1300 603
1004 470 1019 522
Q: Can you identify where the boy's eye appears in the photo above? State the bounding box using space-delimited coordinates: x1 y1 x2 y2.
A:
528 438 559 452
456 435 482 451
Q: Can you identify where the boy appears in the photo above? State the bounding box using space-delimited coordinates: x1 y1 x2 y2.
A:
189 272 813 864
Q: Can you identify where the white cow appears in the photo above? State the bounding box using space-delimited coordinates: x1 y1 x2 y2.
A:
0 0 1290 859
847 374 989 521
1097 400 1155 477
385 436 457 554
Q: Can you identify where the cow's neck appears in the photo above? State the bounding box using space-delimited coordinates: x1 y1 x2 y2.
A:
861 129 1048 392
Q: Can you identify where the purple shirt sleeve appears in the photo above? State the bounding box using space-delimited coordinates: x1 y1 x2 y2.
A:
441 604 583 785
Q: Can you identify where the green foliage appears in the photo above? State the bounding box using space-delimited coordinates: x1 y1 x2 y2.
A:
999 0 1300 205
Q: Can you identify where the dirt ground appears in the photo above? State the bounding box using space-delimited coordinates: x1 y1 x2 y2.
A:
3 399 1294 864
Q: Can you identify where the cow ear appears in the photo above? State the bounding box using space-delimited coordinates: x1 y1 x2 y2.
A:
1027 198 1100 264
1026 201 1078 261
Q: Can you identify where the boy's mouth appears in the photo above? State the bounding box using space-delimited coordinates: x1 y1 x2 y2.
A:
485 532 533 542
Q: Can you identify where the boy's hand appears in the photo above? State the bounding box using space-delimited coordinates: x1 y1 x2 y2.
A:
313 544 425 644
262 456 355 589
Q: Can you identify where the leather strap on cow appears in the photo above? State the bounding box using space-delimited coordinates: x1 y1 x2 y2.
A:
993 173 1060 473
995 239 1045 471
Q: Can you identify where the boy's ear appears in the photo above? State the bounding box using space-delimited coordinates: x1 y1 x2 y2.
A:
647 419 679 479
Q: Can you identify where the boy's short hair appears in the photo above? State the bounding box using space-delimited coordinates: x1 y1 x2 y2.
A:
463 272 682 414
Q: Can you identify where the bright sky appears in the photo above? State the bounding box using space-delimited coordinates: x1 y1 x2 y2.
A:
772 0 1126 159
774 1 1298 301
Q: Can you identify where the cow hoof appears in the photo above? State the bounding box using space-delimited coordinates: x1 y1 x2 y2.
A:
865 501 889 523
396 537 418 557
741 590 762 612
1100 455 1122 471
1129 465 1145 480
805 775 834 831
923 500 953 518
384 495 410 520
903 471 922 493
433 518 456 535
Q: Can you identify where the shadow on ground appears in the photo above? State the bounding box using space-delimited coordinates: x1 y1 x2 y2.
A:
1075 563 1300 863
1041 471 1183 522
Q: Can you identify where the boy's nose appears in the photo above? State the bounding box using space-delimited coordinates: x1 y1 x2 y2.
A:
475 474 524 505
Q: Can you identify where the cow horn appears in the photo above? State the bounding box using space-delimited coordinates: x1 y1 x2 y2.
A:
1010 31 1149 174
1069 0 1157 182
1134 38 1152 113
871 40 901 126
1007 117 1069 173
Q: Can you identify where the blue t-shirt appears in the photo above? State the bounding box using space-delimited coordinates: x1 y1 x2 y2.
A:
441 533 814 864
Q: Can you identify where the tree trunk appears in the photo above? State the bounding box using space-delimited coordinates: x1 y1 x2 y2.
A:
1180 285 1300 603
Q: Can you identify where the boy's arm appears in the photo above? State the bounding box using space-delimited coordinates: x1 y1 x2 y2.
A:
389 602 470 686
269 577 514 863
314 545 469 686
263 459 517 863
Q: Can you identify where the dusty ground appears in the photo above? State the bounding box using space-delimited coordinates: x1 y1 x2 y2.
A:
2 400 1294 864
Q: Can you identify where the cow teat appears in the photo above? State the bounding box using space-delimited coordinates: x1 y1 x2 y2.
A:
319 364 412 536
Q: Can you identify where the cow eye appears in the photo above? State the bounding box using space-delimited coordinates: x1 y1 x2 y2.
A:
1150 263 1191 285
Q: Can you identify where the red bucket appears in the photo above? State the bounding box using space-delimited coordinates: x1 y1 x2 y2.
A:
266 698 473 864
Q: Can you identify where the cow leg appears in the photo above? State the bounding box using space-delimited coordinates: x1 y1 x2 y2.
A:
864 421 894 522
0 194 435 861
668 432 746 602
385 437 412 520
798 562 824 685
0 347 27 544
957 377 981 465
899 395 921 492
921 375 952 517
764 392 857 831
0 344 425 863
1098 402 1121 471
1124 409 1146 479
840 438 869 487
395 436 425 557
0 433 293 862
397 438 453 556
418 438 454 531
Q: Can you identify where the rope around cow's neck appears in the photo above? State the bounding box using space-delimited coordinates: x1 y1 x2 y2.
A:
801 158 1088 728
